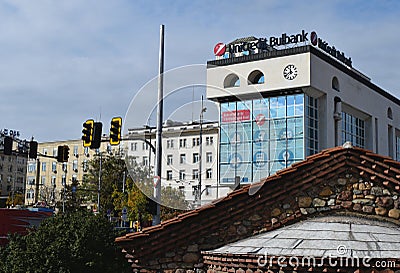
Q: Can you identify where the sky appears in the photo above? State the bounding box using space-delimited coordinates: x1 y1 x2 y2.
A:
1 0 400 142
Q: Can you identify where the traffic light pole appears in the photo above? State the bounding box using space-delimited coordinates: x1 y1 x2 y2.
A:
153 24 164 226
97 152 102 213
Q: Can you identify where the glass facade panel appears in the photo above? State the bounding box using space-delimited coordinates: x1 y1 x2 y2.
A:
341 112 365 148
220 93 316 184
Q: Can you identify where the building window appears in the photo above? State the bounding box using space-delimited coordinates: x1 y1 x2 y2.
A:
206 136 214 146
341 112 365 148
166 170 173 181
192 186 198 196
224 73 240 88
53 148 58 157
41 176 46 185
28 176 35 185
205 185 211 195
332 76 340 91
28 163 36 173
142 156 149 166
73 160 78 171
72 174 77 183
62 163 67 172
83 160 88 172
142 142 149 150
41 162 46 172
84 147 89 156
180 154 186 164
51 176 56 186
306 96 319 156
131 142 137 151
61 175 66 186
192 138 200 147
73 145 79 156
206 168 212 179
52 162 57 173
180 138 187 148
395 132 400 162
388 107 393 120
193 153 199 163
167 155 173 165
248 70 265 85
179 170 186 180
27 189 35 200
43 148 48 155
206 152 213 163
192 169 199 180
166 139 174 149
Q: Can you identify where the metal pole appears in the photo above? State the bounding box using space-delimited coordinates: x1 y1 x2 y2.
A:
153 24 164 225
97 152 102 213
34 158 40 205
198 96 204 207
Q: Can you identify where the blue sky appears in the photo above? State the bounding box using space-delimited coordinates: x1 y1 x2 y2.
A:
1 0 399 142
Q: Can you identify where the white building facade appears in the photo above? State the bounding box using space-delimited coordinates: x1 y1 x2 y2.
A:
207 30 400 185
126 121 229 207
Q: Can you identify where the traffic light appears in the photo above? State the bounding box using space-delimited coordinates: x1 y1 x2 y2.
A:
82 119 94 147
57 145 70 163
29 141 38 159
91 122 103 149
109 117 122 145
3 136 12 155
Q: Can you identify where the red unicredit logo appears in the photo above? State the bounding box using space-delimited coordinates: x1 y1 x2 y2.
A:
214 42 226 56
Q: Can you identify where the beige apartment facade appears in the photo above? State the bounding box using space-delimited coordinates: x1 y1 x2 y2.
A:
0 134 28 207
24 138 120 207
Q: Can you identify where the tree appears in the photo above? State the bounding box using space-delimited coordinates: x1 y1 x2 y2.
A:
0 211 130 273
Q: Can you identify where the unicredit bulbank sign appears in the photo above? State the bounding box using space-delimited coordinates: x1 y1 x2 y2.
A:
214 30 352 67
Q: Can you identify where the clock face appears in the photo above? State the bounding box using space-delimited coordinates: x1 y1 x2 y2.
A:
283 64 298 80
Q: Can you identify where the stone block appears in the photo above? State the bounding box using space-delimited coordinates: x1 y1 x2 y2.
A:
363 205 374 214
183 253 200 263
319 186 333 197
338 190 352 201
371 187 383 196
352 199 373 205
312 198 326 207
187 244 198 252
271 208 282 217
338 178 347 185
327 199 335 206
341 201 353 209
298 196 312 208
388 209 400 219
375 206 388 216
353 203 362 211
376 196 394 208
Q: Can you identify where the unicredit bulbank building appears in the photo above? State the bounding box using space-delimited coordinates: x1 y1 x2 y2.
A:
206 30 400 184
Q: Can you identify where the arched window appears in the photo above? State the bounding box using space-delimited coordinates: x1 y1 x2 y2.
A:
248 70 265 84
224 73 240 88
332 76 340 91
388 107 393 120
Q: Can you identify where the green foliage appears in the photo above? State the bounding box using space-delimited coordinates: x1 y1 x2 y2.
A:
0 211 130 273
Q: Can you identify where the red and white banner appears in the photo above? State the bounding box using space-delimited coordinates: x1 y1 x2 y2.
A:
222 110 250 123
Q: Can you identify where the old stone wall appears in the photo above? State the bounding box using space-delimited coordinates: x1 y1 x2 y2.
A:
128 172 400 273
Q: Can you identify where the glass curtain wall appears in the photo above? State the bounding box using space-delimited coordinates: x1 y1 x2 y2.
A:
220 92 318 184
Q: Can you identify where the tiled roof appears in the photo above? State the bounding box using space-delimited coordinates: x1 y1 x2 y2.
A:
115 146 400 261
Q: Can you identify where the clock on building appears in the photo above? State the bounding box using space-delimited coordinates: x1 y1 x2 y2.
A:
283 64 298 80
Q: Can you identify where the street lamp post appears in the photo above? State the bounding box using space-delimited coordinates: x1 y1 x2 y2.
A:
198 96 207 207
